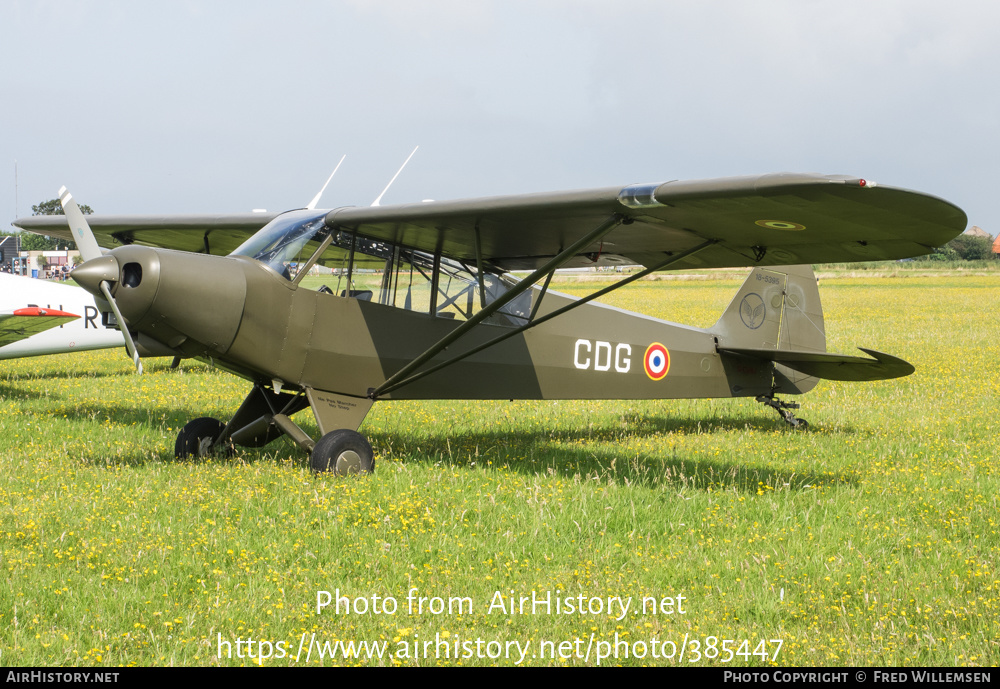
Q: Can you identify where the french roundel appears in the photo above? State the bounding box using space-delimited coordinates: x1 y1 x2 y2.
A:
643 343 670 381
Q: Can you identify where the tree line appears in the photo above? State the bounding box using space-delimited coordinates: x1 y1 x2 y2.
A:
923 234 996 261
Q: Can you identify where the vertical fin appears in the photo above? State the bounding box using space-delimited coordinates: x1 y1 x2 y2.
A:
713 266 787 349
714 265 825 394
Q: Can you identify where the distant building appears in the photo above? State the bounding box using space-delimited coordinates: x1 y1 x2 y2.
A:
16 249 81 279
0 235 19 273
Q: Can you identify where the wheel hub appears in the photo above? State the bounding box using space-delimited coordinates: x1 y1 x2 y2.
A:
335 450 362 474
197 436 214 456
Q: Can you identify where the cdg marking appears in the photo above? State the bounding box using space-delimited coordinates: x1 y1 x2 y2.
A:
574 339 631 373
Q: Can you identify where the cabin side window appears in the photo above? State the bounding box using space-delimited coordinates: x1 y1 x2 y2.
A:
317 235 529 326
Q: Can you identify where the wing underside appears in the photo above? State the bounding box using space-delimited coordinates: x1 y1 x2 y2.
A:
0 308 80 348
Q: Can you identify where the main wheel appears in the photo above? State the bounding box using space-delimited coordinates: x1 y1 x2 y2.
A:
175 417 228 459
311 430 374 475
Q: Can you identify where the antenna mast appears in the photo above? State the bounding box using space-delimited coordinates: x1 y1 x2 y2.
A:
371 146 419 207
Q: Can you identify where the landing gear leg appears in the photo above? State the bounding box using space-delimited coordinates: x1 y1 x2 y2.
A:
756 395 809 429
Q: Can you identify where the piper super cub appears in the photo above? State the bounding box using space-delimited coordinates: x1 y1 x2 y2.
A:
14 172 966 473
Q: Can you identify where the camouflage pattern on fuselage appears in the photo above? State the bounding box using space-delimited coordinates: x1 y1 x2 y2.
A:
81 244 822 405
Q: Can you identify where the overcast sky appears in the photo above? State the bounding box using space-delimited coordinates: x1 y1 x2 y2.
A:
2 1 997 236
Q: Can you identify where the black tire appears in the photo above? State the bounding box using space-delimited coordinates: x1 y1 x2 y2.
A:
175 417 228 459
311 430 374 475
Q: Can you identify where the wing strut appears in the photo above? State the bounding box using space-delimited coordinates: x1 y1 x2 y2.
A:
367 213 626 399
372 237 719 398
474 225 487 309
529 269 557 321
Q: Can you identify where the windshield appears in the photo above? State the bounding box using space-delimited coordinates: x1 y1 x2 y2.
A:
230 210 330 279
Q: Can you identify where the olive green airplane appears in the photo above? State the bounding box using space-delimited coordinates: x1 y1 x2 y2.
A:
14 173 966 474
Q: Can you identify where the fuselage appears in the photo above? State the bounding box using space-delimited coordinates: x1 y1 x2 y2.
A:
72 243 783 402
69 208 828 403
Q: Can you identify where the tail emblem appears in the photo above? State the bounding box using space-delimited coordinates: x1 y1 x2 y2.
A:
643 343 670 381
740 293 766 329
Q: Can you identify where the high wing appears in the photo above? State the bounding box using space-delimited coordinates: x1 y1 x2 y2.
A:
324 173 966 270
0 307 80 348
13 213 280 256
13 173 966 270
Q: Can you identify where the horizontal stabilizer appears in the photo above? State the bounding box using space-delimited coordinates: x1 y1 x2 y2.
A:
719 347 914 382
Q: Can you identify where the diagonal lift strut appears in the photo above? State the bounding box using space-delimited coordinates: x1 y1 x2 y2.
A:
368 213 626 398
371 233 718 398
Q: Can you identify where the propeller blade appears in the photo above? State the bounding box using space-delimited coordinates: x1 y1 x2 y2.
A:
58 186 103 262
62 185 140 373
99 280 143 375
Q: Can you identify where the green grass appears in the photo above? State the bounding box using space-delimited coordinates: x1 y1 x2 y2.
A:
814 259 999 276
0 272 997 666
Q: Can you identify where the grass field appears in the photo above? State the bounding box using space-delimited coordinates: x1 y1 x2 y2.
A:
0 271 996 666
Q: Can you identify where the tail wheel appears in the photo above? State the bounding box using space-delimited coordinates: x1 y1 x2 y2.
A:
311 430 374 475
175 417 230 459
